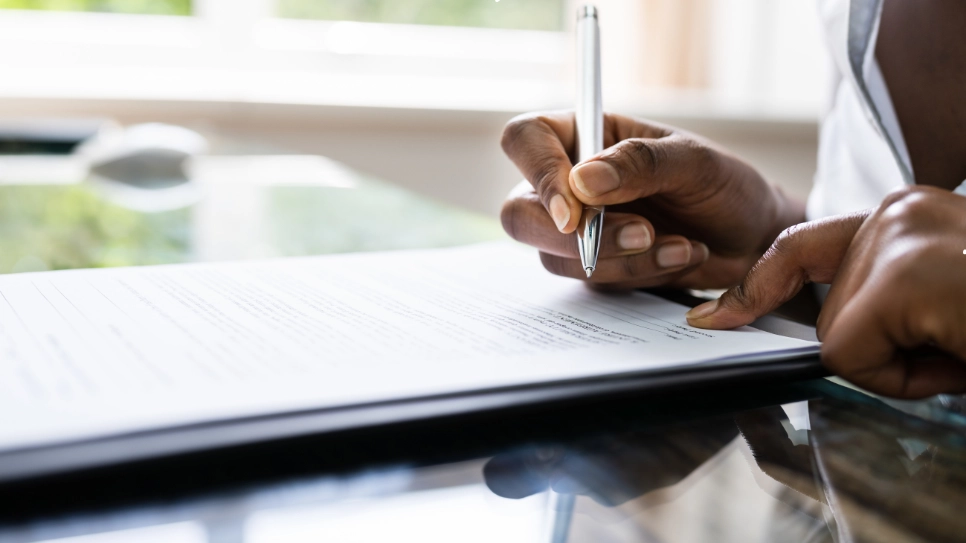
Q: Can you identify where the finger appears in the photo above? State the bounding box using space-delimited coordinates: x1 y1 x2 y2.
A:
568 133 708 206
501 111 582 233
822 293 966 399
816 191 952 339
501 183 656 258
663 252 762 290
686 213 867 329
815 215 883 339
539 237 709 284
585 250 759 291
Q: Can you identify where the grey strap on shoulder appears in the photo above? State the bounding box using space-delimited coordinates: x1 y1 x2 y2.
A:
848 0 914 185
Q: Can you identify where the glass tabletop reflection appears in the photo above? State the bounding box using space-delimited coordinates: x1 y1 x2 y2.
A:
0 155 503 273
1 156 965 543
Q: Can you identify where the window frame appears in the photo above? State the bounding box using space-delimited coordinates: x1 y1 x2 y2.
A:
0 0 828 121
0 0 570 112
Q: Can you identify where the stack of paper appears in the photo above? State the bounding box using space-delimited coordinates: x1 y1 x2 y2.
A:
0 243 818 453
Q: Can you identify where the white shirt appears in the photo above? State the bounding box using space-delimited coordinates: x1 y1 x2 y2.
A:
808 0 966 221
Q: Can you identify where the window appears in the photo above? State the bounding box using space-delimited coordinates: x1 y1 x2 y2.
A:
0 0 191 15
277 0 564 31
0 0 826 118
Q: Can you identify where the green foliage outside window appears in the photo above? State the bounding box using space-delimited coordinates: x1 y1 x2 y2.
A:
277 0 564 31
0 185 191 274
0 0 191 15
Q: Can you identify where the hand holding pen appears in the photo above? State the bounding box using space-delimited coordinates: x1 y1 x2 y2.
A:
499 4 804 290
500 112 802 290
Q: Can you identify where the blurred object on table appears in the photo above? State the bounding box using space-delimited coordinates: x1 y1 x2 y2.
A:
0 120 206 211
80 122 206 212
0 151 503 275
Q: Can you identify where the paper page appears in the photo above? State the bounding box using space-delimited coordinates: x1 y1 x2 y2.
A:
0 242 818 452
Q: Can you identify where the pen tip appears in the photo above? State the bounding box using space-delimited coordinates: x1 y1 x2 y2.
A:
585 267 594 278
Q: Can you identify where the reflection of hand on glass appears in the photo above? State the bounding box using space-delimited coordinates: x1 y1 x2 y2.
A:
483 417 738 506
739 396 966 540
494 389 966 539
806 393 966 540
733 406 823 503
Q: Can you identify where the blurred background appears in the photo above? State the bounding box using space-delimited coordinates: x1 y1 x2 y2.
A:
0 0 828 272
0 6 833 540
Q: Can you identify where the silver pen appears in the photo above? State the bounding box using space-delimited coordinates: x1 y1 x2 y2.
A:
575 5 604 278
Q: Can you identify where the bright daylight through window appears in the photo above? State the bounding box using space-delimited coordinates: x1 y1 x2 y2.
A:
0 0 566 30
277 0 564 31
0 0 191 15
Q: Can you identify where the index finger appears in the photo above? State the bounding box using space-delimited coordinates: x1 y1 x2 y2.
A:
502 111 582 233
685 213 868 329
502 111 675 234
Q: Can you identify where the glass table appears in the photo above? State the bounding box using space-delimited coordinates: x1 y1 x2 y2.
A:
1 156 964 543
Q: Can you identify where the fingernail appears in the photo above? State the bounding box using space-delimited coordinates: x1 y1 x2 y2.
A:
549 194 570 232
695 242 710 262
656 242 691 268
686 299 719 320
618 223 651 251
572 161 620 197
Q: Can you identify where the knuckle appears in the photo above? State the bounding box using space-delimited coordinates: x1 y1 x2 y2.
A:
619 254 645 279
501 116 570 198
501 113 556 155
724 281 756 309
681 136 717 170
878 187 938 229
501 114 538 153
769 224 806 256
620 139 662 179
532 156 566 197
722 254 798 314
879 185 928 209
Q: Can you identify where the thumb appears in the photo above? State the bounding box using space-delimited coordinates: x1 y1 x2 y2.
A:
686 213 868 329
568 133 700 206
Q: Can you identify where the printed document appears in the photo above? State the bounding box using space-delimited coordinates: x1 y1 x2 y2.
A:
0 243 819 451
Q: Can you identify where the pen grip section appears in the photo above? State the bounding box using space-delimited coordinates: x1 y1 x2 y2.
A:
576 206 605 272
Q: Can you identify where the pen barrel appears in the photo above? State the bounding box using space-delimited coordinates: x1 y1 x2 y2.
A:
575 5 604 273
575 6 602 163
